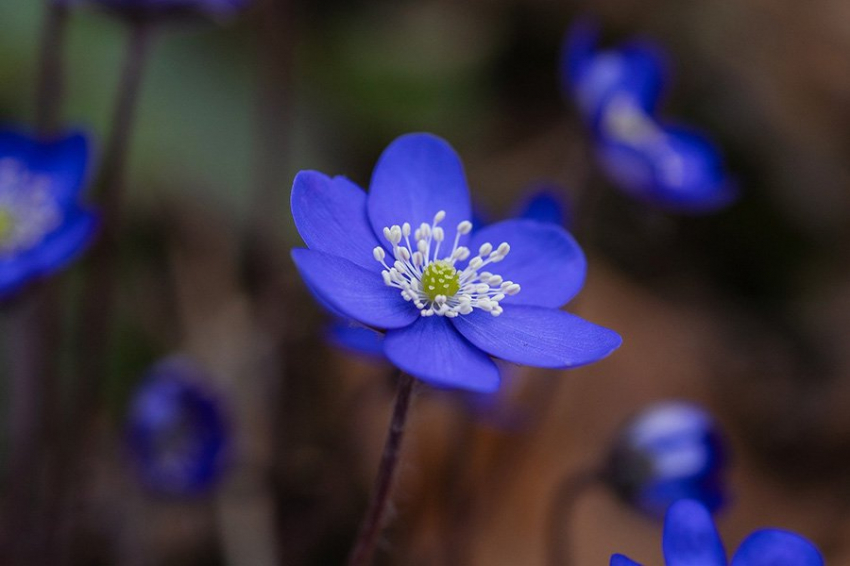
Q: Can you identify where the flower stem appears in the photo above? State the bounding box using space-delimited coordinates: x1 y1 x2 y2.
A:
75 17 153 415
346 372 416 566
546 469 602 566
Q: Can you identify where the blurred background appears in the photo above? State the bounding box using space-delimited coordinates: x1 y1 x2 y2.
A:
2 0 850 564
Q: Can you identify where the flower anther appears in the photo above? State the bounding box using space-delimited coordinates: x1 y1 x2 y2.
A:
0 158 62 258
373 210 520 318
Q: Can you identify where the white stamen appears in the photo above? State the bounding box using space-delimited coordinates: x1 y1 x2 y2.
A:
0 158 62 257
373 212 519 317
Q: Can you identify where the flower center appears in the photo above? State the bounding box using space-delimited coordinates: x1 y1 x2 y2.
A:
421 260 460 301
373 210 520 318
0 158 62 258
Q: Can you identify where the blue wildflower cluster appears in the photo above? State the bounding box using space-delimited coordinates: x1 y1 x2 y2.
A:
0 131 97 299
563 19 736 212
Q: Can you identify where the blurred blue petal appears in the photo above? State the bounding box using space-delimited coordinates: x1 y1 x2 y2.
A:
663 499 727 566
730 530 824 566
126 357 229 496
512 185 570 228
328 320 386 360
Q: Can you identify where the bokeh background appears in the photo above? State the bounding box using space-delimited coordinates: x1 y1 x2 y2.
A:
2 0 850 564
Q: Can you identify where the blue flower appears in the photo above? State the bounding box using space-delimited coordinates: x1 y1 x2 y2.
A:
562 18 736 213
291 133 621 393
61 0 249 19
0 130 98 299
611 499 824 566
603 401 728 519
125 356 229 496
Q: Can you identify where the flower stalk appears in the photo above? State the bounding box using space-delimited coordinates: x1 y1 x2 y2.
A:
346 371 416 566
546 469 602 566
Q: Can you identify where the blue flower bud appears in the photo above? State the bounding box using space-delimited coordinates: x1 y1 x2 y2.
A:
125 356 229 496
602 401 728 519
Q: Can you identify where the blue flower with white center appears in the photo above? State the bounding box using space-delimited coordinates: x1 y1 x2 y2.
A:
126 356 229 496
291 132 622 393
603 401 728 519
563 18 667 129
611 499 824 566
0 130 97 299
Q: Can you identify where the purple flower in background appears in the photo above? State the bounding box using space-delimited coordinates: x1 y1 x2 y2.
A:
126 356 229 496
0 130 97 299
563 18 736 213
291 133 621 393
603 401 728 519
611 499 824 566
61 0 249 20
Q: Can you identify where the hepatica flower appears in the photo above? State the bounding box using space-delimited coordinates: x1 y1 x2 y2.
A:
611 499 824 566
291 133 621 393
603 401 728 519
126 356 229 496
0 130 97 299
563 18 736 212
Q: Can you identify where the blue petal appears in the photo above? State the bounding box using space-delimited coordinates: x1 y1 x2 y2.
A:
328 320 387 360
0 256 31 299
368 133 472 242
597 120 736 213
291 248 418 330
291 170 382 270
29 209 99 275
451 305 621 368
383 316 499 393
0 130 90 206
611 554 643 566
469 219 586 307
512 185 570 227
730 530 823 566
663 499 727 566
562 20 667 127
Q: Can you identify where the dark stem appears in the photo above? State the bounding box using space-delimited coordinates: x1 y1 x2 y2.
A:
546 469 602 566
58 19 154 562
35 0 69 136
74 17 153 413
346 372 416 566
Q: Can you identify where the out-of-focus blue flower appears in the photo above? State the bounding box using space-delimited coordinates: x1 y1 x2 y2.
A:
60 0 250 20
611 499 824 566
595 104 737 212
291 133 620 393
126 356 229 496
562 18 667 128
603 401 727 519
0 130 97 300
562 18 736 213
328 185 572 359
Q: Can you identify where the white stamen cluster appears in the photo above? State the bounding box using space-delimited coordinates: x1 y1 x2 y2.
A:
373 210 521 317
0 158 61 257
